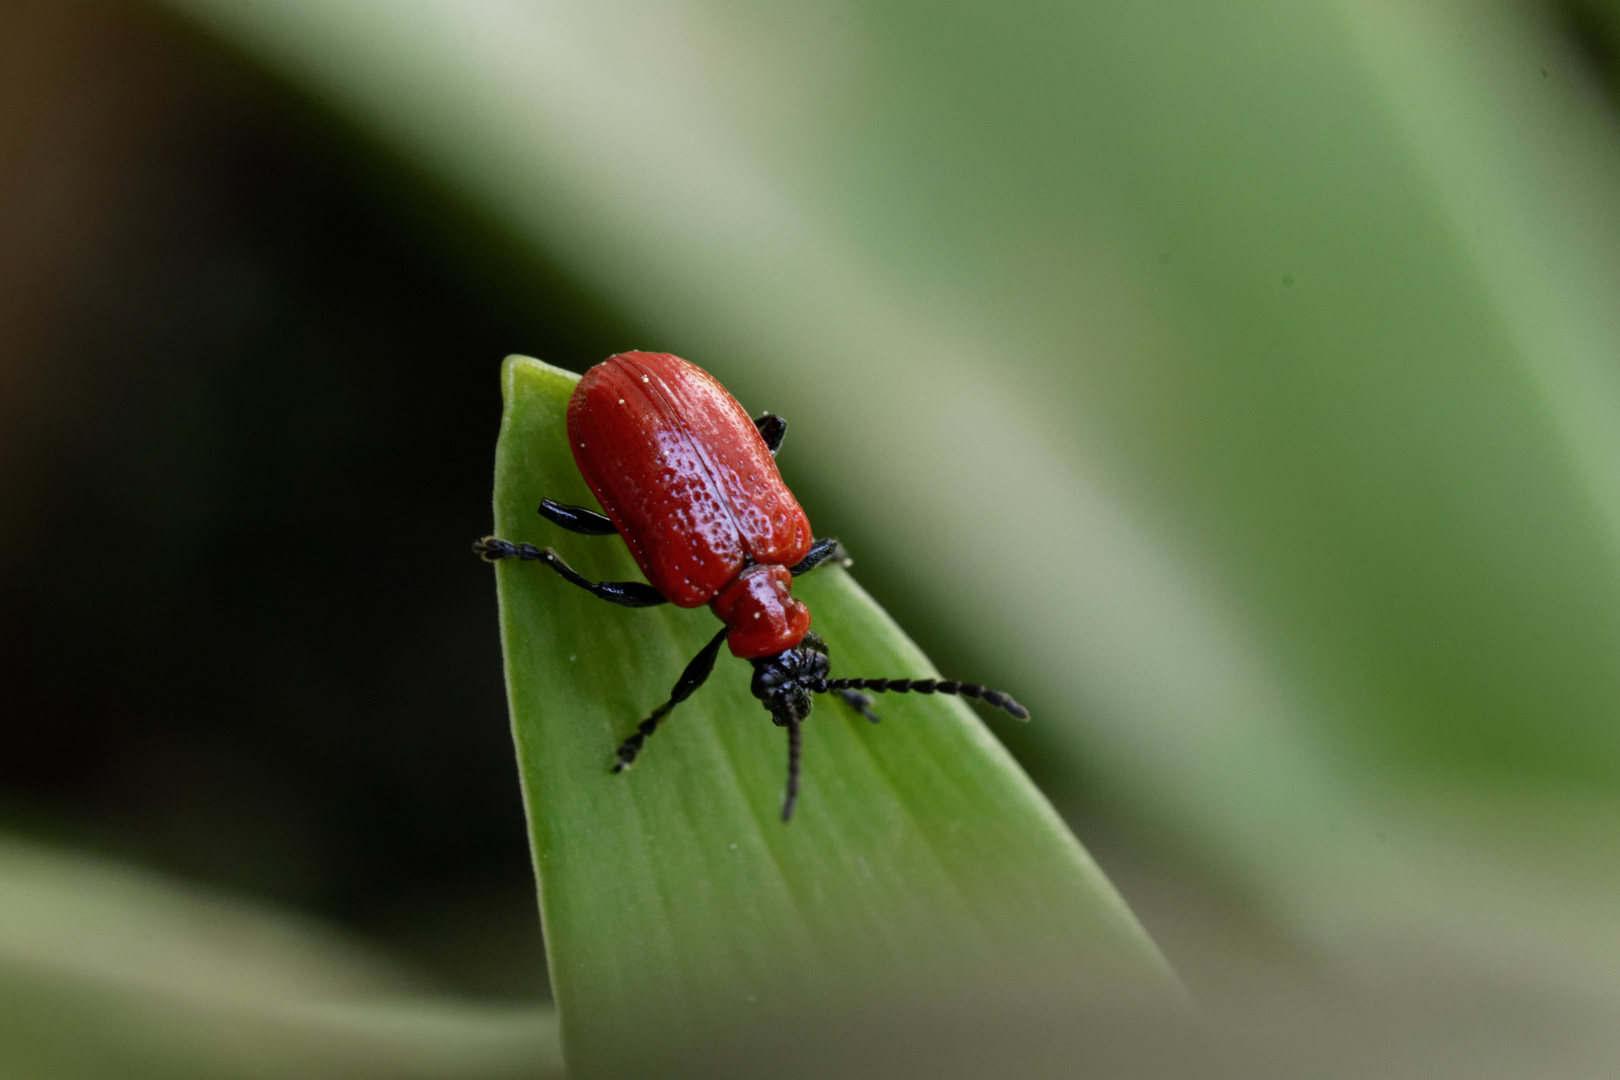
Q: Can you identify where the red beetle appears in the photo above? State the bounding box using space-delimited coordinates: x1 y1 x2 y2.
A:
476 351 1026 820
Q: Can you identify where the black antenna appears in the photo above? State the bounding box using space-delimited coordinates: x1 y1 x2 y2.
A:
813 677 1028 720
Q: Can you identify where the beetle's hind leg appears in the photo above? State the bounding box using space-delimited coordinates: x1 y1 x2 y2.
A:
614 627 730 772
537 498 618 535
754 413 787 455
472 538 668 607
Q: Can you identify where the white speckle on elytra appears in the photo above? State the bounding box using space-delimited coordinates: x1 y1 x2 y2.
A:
618 398 625 405
642 376 649 383
753 612 761 619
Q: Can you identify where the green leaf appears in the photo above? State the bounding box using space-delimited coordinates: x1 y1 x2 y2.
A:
488 355 1177 1076
0 836 559 1080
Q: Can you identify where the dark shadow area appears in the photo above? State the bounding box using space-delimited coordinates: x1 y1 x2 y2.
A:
0 0 634 998
1545 0 1620 107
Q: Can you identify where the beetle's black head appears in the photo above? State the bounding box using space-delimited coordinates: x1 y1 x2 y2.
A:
749 636 830 727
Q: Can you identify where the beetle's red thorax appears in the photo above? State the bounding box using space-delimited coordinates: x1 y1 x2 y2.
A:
709 564 811 658
567 352 813 608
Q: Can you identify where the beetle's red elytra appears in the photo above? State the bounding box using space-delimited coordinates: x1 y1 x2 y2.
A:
475 351 1027 820
567 352 813 657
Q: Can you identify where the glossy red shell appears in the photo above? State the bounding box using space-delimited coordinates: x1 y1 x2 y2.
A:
709 564 811 659
567 352 814 654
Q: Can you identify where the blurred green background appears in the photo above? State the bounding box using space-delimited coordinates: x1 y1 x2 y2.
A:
6 0 1620 1074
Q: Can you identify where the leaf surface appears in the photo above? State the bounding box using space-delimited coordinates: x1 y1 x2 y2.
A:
489 355 1176 1076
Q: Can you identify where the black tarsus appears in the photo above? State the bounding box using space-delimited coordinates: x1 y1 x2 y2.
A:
613 627 731 772
472 537 668 607
788 537 848 577
755 413 787 455
538 498 617 535
814 676 1029 721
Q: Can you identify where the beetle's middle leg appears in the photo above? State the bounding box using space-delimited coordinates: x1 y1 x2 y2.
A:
472 538 667 607
788 538 849 578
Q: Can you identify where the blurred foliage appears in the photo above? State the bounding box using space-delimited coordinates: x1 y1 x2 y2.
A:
0 836 560 1080
4 0 1620 1074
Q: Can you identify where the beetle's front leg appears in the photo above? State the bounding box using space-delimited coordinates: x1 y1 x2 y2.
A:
614 627 730 771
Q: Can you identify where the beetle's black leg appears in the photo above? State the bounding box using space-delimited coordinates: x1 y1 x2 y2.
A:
538 498 618 536
813 675 1030 721
788 538 849 577
614 627 731 772
781 715 803 820
834 688 881 723
472 538 667 607
754 413 787 456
